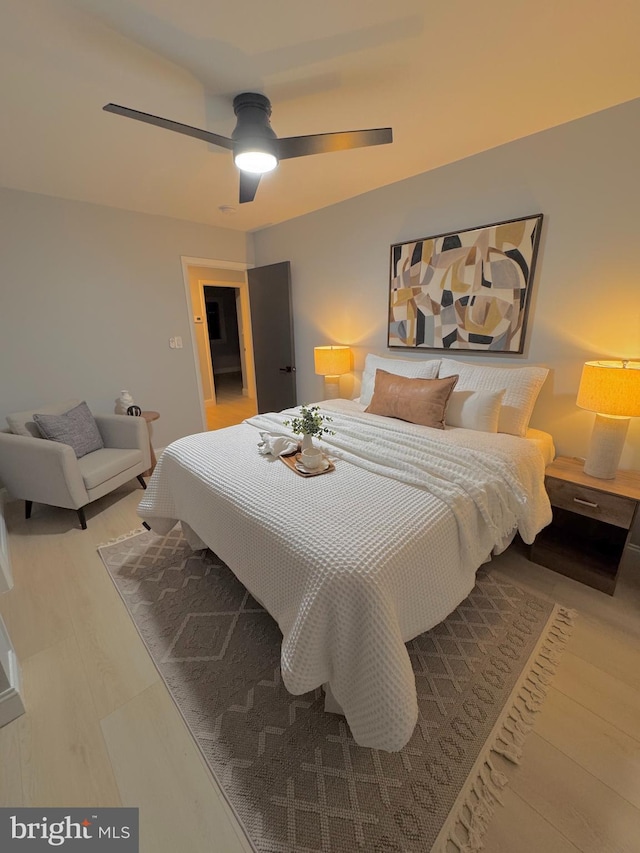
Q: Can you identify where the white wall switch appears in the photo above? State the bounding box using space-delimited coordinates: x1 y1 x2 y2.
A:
169 337 176 348
175 336 183 348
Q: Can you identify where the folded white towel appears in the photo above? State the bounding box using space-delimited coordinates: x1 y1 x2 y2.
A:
258 432 298 458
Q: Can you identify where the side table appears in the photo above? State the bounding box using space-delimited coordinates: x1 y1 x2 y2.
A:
530 456 640 594
141 411 160 477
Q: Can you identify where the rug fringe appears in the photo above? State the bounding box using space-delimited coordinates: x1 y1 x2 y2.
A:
96 528 146 550
434 605 577 853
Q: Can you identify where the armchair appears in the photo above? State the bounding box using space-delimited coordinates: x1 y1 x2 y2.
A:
0 402 151 529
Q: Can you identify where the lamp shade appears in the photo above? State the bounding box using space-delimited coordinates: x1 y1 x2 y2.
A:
576 361 640 417
314 346 351 377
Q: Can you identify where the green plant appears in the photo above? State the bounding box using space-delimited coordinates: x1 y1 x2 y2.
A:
283 404 334 437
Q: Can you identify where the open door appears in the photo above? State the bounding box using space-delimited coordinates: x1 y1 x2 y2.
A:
247 261 297 413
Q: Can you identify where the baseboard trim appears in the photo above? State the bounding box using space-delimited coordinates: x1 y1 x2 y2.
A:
0 649 25 727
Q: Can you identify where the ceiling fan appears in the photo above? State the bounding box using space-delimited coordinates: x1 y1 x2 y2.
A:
103 92 393 204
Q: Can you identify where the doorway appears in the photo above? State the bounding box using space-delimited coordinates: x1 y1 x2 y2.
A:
184 262 257 431
201 284 257 429
182 256 296 430
204 285 243 398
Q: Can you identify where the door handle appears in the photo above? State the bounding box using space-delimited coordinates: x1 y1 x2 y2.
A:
279 366 296 373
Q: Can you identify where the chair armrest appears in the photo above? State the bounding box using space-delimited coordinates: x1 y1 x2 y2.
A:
0 433 88 509
94 415 151 469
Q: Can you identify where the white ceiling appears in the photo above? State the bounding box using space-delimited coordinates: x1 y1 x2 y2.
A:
1 0 639 232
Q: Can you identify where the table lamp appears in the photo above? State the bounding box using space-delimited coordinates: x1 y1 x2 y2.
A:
576 360 640 479
314 345 351 398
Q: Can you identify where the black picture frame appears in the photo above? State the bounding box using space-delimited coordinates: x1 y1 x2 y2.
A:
388 214 543 353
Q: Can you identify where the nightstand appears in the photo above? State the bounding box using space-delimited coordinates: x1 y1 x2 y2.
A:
530 456 640 594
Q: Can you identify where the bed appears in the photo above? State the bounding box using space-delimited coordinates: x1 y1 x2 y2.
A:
138 381 553 752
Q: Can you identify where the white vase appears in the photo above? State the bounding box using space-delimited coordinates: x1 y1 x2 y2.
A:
301 433 314 452
116 390 134 415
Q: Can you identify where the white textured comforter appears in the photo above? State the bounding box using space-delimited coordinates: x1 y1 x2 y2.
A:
138 400 551 751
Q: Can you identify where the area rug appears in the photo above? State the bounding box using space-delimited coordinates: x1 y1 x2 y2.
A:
98 526 575 853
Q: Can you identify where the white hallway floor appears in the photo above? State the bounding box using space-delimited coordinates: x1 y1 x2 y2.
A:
0 485 639 852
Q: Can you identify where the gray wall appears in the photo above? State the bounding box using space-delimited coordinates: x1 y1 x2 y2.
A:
254 98 640 469
0 188 250 447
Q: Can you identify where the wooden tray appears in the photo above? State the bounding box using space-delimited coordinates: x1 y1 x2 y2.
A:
280 452 335 478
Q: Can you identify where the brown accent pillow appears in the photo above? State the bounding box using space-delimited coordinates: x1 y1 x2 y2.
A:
365 370 459 428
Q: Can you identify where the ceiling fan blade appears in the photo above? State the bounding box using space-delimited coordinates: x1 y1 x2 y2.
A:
239 171 262 204
277 127 392 160
103 103 234 151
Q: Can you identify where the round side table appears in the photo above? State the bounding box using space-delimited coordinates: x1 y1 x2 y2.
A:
141 411 160 477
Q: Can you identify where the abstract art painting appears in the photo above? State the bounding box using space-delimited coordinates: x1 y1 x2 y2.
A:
388 214 543 352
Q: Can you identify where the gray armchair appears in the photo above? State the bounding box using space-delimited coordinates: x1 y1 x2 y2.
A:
0 401 151 529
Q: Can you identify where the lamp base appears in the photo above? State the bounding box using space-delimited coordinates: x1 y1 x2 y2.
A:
322 375 341 400
583 414 630 479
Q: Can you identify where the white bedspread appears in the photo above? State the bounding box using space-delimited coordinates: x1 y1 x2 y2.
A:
138 400 551 751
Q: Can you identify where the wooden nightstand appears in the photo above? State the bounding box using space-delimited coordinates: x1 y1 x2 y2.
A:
530 456 640 594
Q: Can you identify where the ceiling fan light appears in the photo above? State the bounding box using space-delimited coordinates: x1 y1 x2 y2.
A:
234 151 277 174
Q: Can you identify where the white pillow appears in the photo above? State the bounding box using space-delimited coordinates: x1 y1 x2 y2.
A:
446 389 505 432
360 354 440 407
439 359 548 437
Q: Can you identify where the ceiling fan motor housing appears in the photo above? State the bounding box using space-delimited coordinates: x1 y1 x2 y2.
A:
232 92 278 160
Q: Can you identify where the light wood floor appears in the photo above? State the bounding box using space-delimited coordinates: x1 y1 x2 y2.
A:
1 487 640 852
205 372 257 431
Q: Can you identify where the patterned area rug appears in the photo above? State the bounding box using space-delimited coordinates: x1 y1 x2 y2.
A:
98 527 574 853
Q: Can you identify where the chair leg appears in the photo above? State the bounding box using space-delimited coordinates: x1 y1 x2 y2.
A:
136 474 147 490
25 500 32 520
77 507 87 530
